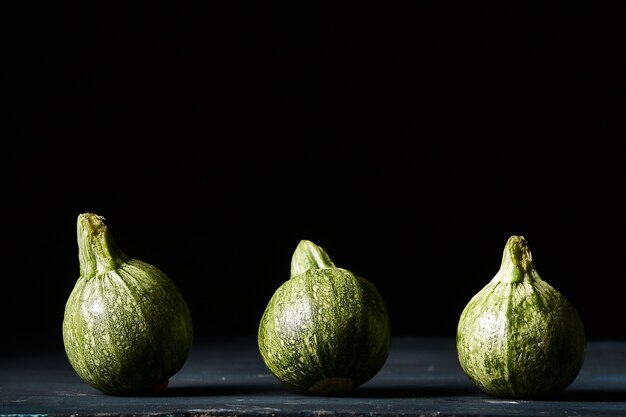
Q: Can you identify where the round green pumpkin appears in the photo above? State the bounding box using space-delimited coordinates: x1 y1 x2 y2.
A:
63 213 193 395
456 235 586 399
258 240 391 394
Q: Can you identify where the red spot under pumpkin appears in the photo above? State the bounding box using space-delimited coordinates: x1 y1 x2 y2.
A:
152 379 169 393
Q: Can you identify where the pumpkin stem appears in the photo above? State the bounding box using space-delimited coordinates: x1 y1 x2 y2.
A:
290 239 337 278
494 235 535 284
77 213 129 278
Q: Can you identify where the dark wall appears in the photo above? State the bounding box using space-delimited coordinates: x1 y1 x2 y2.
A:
4 3 624 354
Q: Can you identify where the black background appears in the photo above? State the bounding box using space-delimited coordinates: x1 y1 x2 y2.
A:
4 3 625 355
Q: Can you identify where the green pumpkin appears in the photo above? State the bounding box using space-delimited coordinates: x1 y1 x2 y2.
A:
62 213 193 395
258 240 391 394
456 235 586 399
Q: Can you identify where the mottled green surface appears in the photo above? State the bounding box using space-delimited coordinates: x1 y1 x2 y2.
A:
258 240 391 393
63 213 193 395
456 235 586 399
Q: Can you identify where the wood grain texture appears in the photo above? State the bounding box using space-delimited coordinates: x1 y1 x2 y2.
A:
1 337 626 416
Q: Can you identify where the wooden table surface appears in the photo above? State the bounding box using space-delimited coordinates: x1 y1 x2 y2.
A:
2 336 626 417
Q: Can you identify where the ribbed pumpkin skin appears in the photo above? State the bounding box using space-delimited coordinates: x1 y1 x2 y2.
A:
456 236 586 399
258 268 391 393
63 259 193 395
